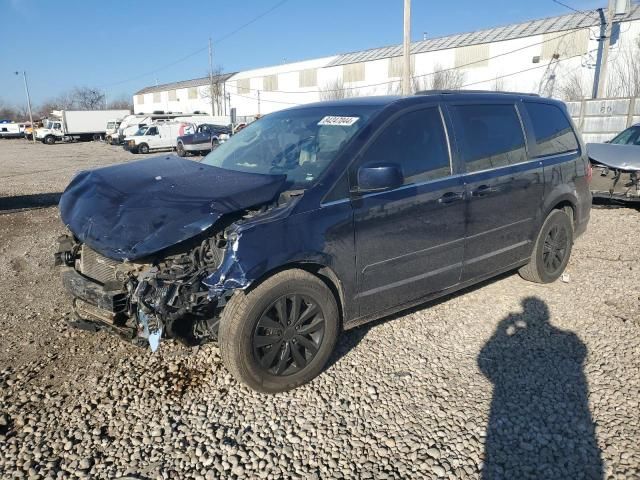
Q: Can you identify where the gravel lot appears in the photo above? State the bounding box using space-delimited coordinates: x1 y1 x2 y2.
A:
0 139 639 479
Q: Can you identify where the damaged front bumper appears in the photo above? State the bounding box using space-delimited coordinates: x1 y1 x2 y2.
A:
590 162 640 204
55 232 246 351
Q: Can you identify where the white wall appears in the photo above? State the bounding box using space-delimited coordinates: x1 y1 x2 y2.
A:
134 18 640 117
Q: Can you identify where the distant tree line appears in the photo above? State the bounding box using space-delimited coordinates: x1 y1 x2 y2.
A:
0 86 133 122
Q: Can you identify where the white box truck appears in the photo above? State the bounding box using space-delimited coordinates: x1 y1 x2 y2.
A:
35 109 130 145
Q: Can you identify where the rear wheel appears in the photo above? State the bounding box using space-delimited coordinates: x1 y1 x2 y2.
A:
219 269 339 393
519 209 573 283
176 142 186 157
138 143 149 154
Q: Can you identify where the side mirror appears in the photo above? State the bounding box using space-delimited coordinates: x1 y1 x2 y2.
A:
353 163 403 194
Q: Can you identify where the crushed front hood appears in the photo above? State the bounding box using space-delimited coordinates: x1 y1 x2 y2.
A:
587 143 640 171
59 156 286 260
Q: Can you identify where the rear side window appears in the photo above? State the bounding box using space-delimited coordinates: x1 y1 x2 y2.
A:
451 104 527 173
363 107 451 185
525 102 579 157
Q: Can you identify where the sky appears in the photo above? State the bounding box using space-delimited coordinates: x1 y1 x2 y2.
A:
0 0 606 107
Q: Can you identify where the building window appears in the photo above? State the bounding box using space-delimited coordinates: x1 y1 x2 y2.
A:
153 92 161 103
263 75 278 92
135 95 144 105
388 56 415 78
299 69 317 88
542 29 589 60
188 87 198 99
168 90 177 101
454 44 490 68
237 78 251 95
343 62 365 83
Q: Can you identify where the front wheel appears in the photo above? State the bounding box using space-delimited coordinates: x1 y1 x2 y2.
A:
176 142 186 157
44 135 56 145
219 269 339 393
519 209 573 283
138 143 149 154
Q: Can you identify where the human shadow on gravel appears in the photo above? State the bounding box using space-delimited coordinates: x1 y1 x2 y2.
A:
478 297 603 480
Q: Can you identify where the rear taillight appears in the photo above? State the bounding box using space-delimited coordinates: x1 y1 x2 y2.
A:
586 161 593 183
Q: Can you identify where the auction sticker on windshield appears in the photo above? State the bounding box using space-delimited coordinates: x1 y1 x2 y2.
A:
318 116 359 126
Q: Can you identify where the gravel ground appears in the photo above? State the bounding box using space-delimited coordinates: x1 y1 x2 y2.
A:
0 139 639 479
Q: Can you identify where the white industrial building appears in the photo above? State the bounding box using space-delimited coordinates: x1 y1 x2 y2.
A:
133 4 640 118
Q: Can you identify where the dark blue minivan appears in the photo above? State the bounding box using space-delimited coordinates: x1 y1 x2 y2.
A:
56 91 591 392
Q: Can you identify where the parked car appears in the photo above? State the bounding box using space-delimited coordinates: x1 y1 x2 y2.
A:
608 124 640 146
587 126 639 204
55 92 591 393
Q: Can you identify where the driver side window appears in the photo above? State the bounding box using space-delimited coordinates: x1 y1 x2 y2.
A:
147 127 158 136
361 107 451 185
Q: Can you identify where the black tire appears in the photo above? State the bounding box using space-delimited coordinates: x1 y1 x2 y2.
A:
176 142 186 157
519 209 573 283
92 133 102 141
219 269 339 393
44 135 56 145
138 143 149 154
211 138 220 150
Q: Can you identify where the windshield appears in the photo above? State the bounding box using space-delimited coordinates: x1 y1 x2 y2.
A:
202 106 380 188
133 127 148 136
609 126 640 145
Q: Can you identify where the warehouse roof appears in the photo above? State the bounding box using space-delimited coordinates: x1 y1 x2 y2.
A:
327 4 640 67
134 72 236 95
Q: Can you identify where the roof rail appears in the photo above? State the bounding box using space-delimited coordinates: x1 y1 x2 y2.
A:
415 89 540 97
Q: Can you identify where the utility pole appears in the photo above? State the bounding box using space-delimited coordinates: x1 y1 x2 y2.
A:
15 71 36 144
595 0 616 98
208 37 216 116
402 0 412 95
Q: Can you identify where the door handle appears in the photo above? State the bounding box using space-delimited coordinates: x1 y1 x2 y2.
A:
472 185 499 197
438 191 464 204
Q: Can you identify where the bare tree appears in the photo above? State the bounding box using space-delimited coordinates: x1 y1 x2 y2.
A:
200 67 226 115
0 100 21 121
558 71 590 101
70 87 106 110
490 76 506 92
427 64 466 91
606 35 640 98
386 64 466 95
319 79 359 100
107 96 133 111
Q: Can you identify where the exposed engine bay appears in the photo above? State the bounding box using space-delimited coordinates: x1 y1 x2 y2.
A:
55 228 233 350
587 142 640 204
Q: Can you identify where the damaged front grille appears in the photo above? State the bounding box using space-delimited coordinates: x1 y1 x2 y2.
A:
78 245 121 284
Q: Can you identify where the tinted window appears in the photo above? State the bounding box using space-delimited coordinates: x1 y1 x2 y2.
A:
451 104 527 173
146 127 158 135
525 102 579 156
363 107 450 185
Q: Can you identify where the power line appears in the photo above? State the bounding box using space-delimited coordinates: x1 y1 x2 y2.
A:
459 51 588 89
100 0 290 89
551 0 600 19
